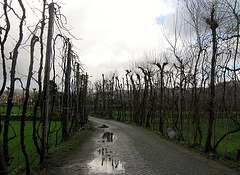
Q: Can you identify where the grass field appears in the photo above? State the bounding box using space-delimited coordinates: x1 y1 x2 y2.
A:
0 106 41 120
107 110 240 160
0 121 62 174
177 118 239 158
0 105 85 174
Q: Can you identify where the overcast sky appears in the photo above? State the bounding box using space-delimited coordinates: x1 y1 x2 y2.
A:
0 0 181 89
58 0 179 81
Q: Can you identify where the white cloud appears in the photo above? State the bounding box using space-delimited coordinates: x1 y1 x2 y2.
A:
60 0 175 81
0 0 177 89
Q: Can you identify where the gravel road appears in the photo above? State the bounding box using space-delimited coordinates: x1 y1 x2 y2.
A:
59 116 238 175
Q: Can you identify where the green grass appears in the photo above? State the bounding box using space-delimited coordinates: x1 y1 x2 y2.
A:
33 121 95 175
0 121 62 174
152 116 240 158
0 105 82 174
0 106 41 120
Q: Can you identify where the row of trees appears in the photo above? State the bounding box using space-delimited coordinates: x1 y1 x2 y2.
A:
90 0 240 160
0 1 88 174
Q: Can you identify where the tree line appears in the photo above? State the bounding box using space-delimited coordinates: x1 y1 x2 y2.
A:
89 0 240 161
0 1 88 174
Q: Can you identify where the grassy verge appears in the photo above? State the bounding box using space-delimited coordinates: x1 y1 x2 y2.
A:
32 121 95 175
0 121 62 174
0 115 93 174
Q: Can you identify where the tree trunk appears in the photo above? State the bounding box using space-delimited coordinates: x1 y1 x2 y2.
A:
20 35 38 175
178 67 184 141
3 0 25 165
139 67 148 127
0 1 10 174
62 40 71 141
108 77 114 119
130 75 137 124
41 2 54 159
74 63 80 131
32 0 46 164
0 0 10 97
205 7 218 152
84 73 88 123
102 74 106 116
146 72 154 128
0 142 8 175
156 63 168 134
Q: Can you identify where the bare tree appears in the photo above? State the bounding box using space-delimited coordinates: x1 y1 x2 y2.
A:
203 2 220 152
3 0 26 165
156 62 168 134
0 0 10 173
74 63 80 131
62 39 72 141
32 0 46 164
138 67 148 126
20 35 38 175
125 70 132 122
0 0 10 97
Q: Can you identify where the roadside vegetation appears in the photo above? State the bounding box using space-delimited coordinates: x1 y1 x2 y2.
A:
0 1 88 174
32 121 95 175
0 120 61 174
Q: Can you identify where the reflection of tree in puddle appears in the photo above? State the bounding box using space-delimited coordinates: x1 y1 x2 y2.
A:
88 147 125 174
102 132 114 142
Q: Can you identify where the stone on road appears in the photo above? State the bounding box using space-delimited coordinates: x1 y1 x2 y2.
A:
60 117 238 175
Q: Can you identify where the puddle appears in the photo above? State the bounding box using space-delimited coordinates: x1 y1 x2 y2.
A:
102 132 115 142
88 131 124 174
88 148 125 174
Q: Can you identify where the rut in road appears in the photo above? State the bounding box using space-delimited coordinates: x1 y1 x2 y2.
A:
60 117 238 175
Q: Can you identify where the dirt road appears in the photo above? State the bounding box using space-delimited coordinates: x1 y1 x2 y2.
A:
59 117 238 175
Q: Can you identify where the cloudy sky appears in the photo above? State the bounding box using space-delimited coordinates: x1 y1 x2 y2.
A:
0 0 181 88
58 0 179 80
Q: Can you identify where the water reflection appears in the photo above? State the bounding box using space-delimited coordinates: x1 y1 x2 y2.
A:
88 147 125 174
102 132 115 142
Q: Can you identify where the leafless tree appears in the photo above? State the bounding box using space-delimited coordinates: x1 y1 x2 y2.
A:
20 35 38 175
0 0 10 98
62 39 72 141
156 62 168 134
0 0 11 173
3 0 26 165
32 0 46 164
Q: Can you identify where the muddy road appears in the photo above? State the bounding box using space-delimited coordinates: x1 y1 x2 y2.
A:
59 117 238 175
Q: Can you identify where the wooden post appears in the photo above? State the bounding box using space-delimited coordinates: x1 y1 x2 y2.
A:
41 2 54 159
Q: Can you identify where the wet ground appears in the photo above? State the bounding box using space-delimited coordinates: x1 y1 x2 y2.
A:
59 117 238 175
